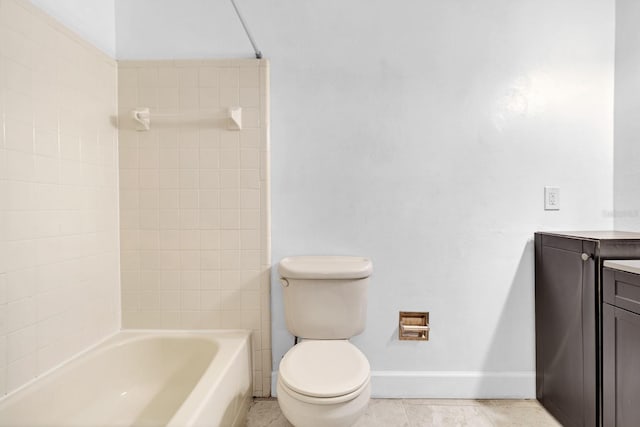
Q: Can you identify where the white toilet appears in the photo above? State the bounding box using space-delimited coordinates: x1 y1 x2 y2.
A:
276 256 373 427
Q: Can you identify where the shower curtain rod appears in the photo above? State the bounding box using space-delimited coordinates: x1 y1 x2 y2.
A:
230 0 263 59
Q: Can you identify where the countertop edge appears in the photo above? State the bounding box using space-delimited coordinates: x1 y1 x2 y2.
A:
603 260 640 275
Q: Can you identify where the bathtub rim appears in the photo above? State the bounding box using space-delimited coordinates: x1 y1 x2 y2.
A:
162 329 253 426
0 329 253 425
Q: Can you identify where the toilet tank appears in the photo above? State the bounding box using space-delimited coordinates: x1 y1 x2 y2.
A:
278 256 373 339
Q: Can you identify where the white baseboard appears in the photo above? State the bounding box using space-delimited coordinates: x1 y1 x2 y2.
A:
271 370 535 399
368 371 535 398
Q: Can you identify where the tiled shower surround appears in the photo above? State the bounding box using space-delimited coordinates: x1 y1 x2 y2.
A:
0 0 120 395
117 59 271 397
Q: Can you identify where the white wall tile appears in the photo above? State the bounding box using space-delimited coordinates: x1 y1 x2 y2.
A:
198 68 219 88
118 59 270 396
7 353 36 392
0 0 120 395
157 68 177 88
7 326 36 363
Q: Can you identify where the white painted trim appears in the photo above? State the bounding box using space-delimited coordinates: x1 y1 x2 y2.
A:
369 371 536 399
271 370 535 399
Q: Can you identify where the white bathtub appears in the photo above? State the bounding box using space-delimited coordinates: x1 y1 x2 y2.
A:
0 330 252 427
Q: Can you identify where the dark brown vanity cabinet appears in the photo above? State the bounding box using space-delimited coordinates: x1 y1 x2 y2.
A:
535 232 640 427
603 266 640 427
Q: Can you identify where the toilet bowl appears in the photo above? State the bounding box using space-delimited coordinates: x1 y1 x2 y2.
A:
276 256 373 427
277 340 371 427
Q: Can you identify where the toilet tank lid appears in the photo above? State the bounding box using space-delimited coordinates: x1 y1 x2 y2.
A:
278 256 372 279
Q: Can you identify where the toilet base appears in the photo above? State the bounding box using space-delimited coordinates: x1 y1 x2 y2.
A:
277 379 371 427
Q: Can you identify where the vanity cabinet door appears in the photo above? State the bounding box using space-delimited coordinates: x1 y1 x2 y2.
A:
535 235 596 427
603 304 640 427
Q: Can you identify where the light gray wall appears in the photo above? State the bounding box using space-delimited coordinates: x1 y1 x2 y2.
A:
28 0 116 57
114 0 252 59
40 0 617 397
614 0 640 231
259 0 615 397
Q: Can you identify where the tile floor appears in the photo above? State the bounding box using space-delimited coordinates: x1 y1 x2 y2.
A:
246 398 561 427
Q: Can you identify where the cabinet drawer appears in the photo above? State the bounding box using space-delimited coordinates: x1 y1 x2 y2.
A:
604 268 640 314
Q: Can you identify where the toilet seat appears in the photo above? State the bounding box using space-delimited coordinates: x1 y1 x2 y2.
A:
279 340 370 401
278 372 370 405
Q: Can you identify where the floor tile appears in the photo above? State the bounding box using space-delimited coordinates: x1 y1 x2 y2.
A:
402 399 484 407
245 398 562 427
476 401 561 427
246 399 293 427
353 399 409 427
481 399 545 408
403 403 494 427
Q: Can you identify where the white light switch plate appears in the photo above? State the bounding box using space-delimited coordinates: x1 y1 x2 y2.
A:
545 186 560 210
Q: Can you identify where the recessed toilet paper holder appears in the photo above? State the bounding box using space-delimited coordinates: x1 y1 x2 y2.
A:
399 311 430 341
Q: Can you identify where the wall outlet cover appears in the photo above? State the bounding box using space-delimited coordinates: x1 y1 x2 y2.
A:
544 186 560 210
